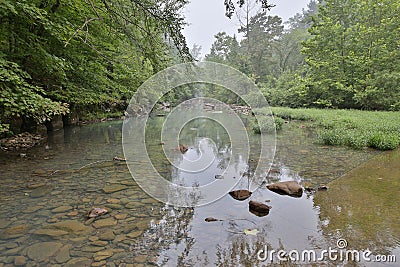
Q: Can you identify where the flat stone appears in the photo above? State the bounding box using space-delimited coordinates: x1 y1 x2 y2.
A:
82 246 105 252
91 261 107 266
14 256 27 266
30 185 53 198
93 250 113 261
102 185 127 194
91 240 108 247
27 242 62 261
49 220 91 235
5 243 18 249
51 206 73 213
98 229 115 241
92 218 117 229
4 246 23 255
55 244 71 263
64 257 91 267
67 210 79 217
106 198 120 204
114 214 127 220
0 224 30 239
93 197 103 205
33 229 68 237
135 255 147 263
114 235 127 242
88 236 98 242
141 198 159 204
105 204 122 210
0 220 11 229
23 205 43 213
84 218 95 225
127 230 142 239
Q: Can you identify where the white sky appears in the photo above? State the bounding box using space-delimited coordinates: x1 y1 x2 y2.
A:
183 0 310 56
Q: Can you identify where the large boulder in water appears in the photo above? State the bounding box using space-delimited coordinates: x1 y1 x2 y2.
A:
229 190 252 201
249 200 271 217
267 181 303 198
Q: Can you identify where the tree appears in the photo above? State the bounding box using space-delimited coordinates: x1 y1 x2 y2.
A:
223 0 274 18
205 32 240 65
303 0 400 110
240 12 283 81
0 0 190 135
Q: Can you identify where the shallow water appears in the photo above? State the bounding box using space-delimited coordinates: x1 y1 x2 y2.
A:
0 115 398 266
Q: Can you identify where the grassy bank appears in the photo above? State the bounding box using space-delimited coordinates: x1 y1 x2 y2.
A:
255 107 400 150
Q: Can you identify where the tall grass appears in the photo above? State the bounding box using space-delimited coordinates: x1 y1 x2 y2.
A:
268 107 400 150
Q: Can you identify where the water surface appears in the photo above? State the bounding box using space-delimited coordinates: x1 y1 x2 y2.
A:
0 115 398 266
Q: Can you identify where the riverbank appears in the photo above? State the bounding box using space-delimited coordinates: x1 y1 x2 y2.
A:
267 107 400 150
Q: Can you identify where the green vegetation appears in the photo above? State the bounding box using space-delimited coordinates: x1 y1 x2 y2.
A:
0 0 190 136
270 107 400 150
206 0 400 111
251 115 284 134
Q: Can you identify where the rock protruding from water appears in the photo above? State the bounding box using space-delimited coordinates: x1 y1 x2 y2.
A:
267 181 303 198
88 207 108 218
229 190 252 201
179 144 188 154
249 200 271 217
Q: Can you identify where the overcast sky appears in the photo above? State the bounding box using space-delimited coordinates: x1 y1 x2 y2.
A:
183 0 310 57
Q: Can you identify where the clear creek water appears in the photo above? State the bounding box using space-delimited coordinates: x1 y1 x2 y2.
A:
0 115 398 266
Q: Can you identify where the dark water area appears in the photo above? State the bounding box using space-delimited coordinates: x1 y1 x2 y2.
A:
0 116 398 266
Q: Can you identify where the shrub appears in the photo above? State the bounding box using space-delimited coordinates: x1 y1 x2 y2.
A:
252 116 284 134
368 133 400 150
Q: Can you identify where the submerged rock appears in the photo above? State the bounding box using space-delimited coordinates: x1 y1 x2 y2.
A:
33 229 68 237
267 181 303 198
48 220 91 235
55 244 71 263
64 257 91 267
249 200 271 217
14 256 27 266
52 205 73 213
98 229 115 241
0 224 30 239
27 242 63 261
102 185 128 193
229 190 252 201
92 217 117 229
30 185 53 198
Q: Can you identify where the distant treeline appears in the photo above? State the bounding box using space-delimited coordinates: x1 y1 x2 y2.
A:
205 0 400 111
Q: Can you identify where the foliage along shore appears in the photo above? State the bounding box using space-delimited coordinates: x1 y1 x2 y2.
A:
0 0 190 138
266 107 400 151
